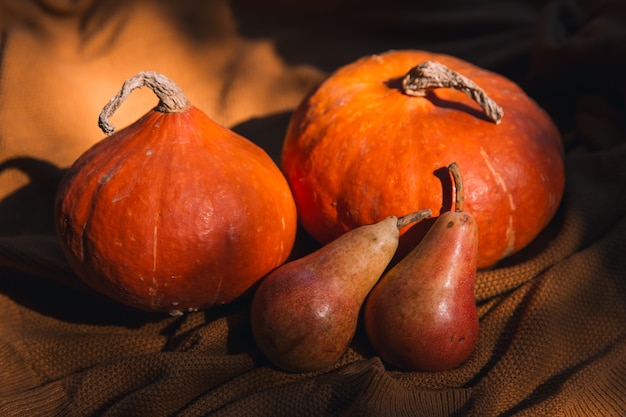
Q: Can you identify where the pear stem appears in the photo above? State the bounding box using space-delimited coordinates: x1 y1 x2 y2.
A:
448 162 465 212
401 60 503 124
396 209 432 229
98 71 191 136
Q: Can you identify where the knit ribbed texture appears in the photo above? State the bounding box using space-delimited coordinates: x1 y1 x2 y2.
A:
1 0 626 416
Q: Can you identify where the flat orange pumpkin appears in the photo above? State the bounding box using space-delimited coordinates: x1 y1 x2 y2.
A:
281 50 565 268
55 72 297 314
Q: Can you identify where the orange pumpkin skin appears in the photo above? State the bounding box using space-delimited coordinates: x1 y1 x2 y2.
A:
56 104 297 314
282 50 565 268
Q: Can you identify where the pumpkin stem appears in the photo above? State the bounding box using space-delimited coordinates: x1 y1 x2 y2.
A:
396 208 432 229
448 162 465 212
98 71 192 135
401 61 503 124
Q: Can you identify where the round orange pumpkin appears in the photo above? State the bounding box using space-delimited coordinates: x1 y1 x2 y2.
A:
281 50 565 268
55 72 297 314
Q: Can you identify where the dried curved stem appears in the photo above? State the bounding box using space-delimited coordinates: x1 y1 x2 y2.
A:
448 162 465 212
401 61 503 124
98 71 191 135
397 209 432 229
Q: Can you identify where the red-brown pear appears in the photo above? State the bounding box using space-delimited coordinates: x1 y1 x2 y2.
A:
364 162 479 372
250 209 431 373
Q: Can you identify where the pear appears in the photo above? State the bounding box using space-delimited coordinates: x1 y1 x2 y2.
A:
250 209 432 373
364 162 479 372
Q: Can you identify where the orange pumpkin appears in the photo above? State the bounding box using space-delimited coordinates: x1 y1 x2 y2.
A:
55 72 297 314
281 50 565 268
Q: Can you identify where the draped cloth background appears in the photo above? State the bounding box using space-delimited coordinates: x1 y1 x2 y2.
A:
1 0 626 415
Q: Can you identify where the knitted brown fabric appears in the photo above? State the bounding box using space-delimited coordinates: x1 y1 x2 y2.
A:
1 0 625 416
